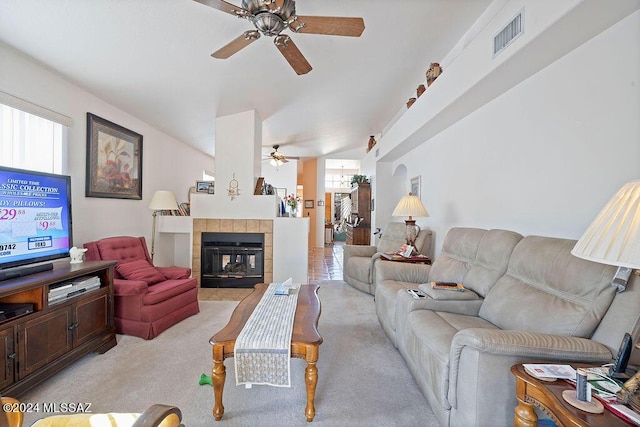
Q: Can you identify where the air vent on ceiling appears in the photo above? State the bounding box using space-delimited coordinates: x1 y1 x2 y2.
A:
493 10 523 57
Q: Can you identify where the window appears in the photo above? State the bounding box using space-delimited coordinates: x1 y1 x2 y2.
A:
0 104 66 174
325 171 354 190
0 91 72 174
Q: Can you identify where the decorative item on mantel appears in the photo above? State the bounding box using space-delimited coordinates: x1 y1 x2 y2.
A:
366 135 377 153
406 97 417 109
416 84 426 97
285 194 301 217
426 62 443 87
227 173 239 200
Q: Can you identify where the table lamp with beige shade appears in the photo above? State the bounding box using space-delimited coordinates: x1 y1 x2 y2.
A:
392 192 429 249
148 190 179 262
570 180 640 410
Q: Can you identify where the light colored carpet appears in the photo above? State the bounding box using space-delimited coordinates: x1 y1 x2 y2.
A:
20 280 437 426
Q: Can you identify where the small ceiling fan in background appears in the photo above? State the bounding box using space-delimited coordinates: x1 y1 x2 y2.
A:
193 0 365 75
264 144 299 167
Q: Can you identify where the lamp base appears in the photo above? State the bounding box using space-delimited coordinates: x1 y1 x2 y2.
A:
404 219 418 249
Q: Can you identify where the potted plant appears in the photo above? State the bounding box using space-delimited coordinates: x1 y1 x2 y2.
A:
351 175 369 186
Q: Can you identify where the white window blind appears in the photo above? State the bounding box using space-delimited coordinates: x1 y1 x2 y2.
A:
0 100 69 174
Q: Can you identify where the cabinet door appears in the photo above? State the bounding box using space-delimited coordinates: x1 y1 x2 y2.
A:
74 290 109 346
0 325 15 389
17 307 73 379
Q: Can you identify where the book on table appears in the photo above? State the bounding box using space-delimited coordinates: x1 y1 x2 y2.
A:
430 282 465 292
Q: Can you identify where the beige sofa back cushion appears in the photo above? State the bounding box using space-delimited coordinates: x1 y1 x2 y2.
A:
428 228 487 285
479 236 617 337
429 228 523 297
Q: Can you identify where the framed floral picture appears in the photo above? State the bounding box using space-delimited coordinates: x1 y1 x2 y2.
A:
86 113 142 199
410 176 421 199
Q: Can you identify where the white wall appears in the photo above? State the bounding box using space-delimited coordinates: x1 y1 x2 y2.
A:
387 10 640 255
261 160 297 201
0 42 214 263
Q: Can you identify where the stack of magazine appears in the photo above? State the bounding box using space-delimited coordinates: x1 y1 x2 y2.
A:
48 275 101 304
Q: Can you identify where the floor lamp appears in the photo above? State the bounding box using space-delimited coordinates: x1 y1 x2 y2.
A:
149 190 179 262
571 180 640 409
392 192 429 248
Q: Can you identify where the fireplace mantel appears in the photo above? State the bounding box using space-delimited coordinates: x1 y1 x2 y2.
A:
156 216 309 284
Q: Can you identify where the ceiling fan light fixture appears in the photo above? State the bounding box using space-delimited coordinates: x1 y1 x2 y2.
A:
253 12 286 36
270 158 283 167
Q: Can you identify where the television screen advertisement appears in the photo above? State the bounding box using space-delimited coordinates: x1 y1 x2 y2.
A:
0 167 72 269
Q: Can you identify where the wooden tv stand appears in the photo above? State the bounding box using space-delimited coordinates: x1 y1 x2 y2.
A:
0 260 116 396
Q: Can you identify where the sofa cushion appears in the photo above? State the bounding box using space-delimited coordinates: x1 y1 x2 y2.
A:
96 237 149 263
428 228 523 297
404 310 499 410
346 256 374 285
428 228 487 285
462 229 523 297
142 278 198 305
479 236 617 337
377 223 409 253
116 260 166 285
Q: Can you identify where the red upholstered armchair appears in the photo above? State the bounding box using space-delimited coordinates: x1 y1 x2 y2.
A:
84 236 199 340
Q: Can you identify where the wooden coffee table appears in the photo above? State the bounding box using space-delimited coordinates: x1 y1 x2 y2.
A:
209 283 322 422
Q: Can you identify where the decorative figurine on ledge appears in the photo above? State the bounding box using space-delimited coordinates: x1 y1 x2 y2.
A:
426 62 443 87
69 246 88 264
366 135 377 153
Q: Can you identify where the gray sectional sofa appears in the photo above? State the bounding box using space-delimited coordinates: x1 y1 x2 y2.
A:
375 227 640 427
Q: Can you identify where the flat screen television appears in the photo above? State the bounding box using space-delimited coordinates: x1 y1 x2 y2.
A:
0 166 73 277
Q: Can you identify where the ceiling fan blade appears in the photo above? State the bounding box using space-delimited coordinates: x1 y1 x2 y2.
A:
192 0 249 18
274 35 312 75
212 31 260 59
290 16 365 37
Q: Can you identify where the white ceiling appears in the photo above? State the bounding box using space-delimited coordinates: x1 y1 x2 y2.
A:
0 0 492 161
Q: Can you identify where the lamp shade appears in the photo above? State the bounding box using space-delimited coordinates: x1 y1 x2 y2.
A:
149 190 178 211
571 180 640 269
392 193 429 219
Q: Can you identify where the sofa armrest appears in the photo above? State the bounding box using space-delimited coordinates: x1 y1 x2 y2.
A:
447 328 613 408
156 266 191 280
113 278 149 296
399 287 484 317
344 245 377 260
375 261 431 284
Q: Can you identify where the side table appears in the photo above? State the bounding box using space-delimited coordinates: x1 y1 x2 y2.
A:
511 364 629 427
380 253 432 265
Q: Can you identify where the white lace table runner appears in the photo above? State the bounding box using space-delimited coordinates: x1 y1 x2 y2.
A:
234 282 300 387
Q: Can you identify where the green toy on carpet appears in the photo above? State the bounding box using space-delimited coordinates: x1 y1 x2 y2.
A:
199 373 213 386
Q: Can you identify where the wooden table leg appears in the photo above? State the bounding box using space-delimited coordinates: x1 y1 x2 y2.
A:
514 379 537 427
305 346 319 422
212 346 226 421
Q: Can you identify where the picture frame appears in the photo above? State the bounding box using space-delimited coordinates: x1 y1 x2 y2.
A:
196 180 214 193
304 200 314 209
276 188 287 199
86 113 142 199
317 200 325 207
410 176 421 198
254 177 265 195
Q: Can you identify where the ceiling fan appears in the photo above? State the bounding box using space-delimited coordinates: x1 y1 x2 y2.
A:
193 0 365 75
264 144 299 167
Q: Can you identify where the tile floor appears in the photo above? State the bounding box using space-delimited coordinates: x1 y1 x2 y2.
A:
198 241 345 301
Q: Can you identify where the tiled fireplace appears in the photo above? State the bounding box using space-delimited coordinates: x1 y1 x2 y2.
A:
192 219 273 287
